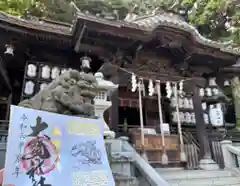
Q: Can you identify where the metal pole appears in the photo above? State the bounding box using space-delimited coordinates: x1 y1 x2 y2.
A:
156 80 168 165
174 82 186 162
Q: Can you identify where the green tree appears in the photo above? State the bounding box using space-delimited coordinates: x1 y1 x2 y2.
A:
0 0 33 16
0 0 47 17
38 0 74 22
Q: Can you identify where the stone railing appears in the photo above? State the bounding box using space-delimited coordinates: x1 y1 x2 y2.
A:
221 140 240 169
0 120 8 168
0 143 6 168
0 120 8 143
106 137 169 186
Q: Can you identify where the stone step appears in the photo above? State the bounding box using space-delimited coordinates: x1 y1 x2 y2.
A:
114 174 139 186
156 169 233 180
110 152 134 177
138 177 150 186
168 177 240 186
155 167 184 172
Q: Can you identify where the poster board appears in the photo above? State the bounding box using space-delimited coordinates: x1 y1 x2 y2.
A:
3 105 115 186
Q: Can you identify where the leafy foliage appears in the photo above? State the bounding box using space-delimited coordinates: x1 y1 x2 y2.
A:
1 0 240 45
0 0 46 17
0 0 31 16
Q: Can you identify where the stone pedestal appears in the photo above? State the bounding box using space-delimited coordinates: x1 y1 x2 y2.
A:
95 102 115 138
199 159 219 170
94 72 118 138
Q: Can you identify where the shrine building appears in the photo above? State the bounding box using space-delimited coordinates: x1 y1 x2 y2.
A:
0 11 240 168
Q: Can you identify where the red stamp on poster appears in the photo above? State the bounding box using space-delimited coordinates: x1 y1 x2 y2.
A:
21 136 58 175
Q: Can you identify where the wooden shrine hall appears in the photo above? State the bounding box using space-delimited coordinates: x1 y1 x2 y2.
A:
0 11 240 167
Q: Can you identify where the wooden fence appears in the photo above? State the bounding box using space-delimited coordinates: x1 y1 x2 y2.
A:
184 144 199 169
210 141 225 169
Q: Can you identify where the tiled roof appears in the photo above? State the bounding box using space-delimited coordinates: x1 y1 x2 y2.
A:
129 13 240 55
0 11 240 56
0 12 71 35
76 12 240 55
75 12 143 30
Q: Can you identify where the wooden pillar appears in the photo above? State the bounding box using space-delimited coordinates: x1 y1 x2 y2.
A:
110 89 119 136
193 84 219 169
184 78 213 160
192 86 211 159
0 57 12 91
110 75 119 137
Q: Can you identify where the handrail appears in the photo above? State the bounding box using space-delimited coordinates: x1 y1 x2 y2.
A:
121 138 169 186
221 140 240 169
118 124 156 129
228 145 240 156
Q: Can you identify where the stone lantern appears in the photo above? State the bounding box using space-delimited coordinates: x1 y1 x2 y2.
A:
94 72 118 138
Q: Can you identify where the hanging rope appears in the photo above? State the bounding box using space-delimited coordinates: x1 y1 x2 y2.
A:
110 63 198 83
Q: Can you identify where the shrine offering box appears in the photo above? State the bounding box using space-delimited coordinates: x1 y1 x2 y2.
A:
131 133 180 164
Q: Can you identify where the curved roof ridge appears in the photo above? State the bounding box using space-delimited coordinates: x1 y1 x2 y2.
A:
127 13 157 22
131 13 240 55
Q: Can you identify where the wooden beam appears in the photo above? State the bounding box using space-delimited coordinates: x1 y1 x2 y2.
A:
192 47 237 62
74 24 86 52
0 57 12 91
78 43 113 58
220 67 240 73
84 36 133 50
132 70 184 82
84 21 145 40
0 23 71 43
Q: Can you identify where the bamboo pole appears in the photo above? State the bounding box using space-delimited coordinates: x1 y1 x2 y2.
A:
138 78 148 161
174 82 187 162
156 80 168 165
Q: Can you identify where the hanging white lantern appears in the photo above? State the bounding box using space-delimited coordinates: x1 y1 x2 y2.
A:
204 113 209 124
209 77 217 86
80 56 91 71
4 44 14 56
24 81 35 95
148 79 154 96
224 80 230 86
199 88 205 97
189 98 194 109
209 104 224 127
212 88 219 96
61 68 68 74
40 83 48 91
166 81 172 98
41 65 51 79
131 73 137 92
205 87 212 97
51 67 60 79
191 113 196 123
27 64 37 78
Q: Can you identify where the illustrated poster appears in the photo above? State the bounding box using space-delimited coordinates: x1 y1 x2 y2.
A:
3 105 115 186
